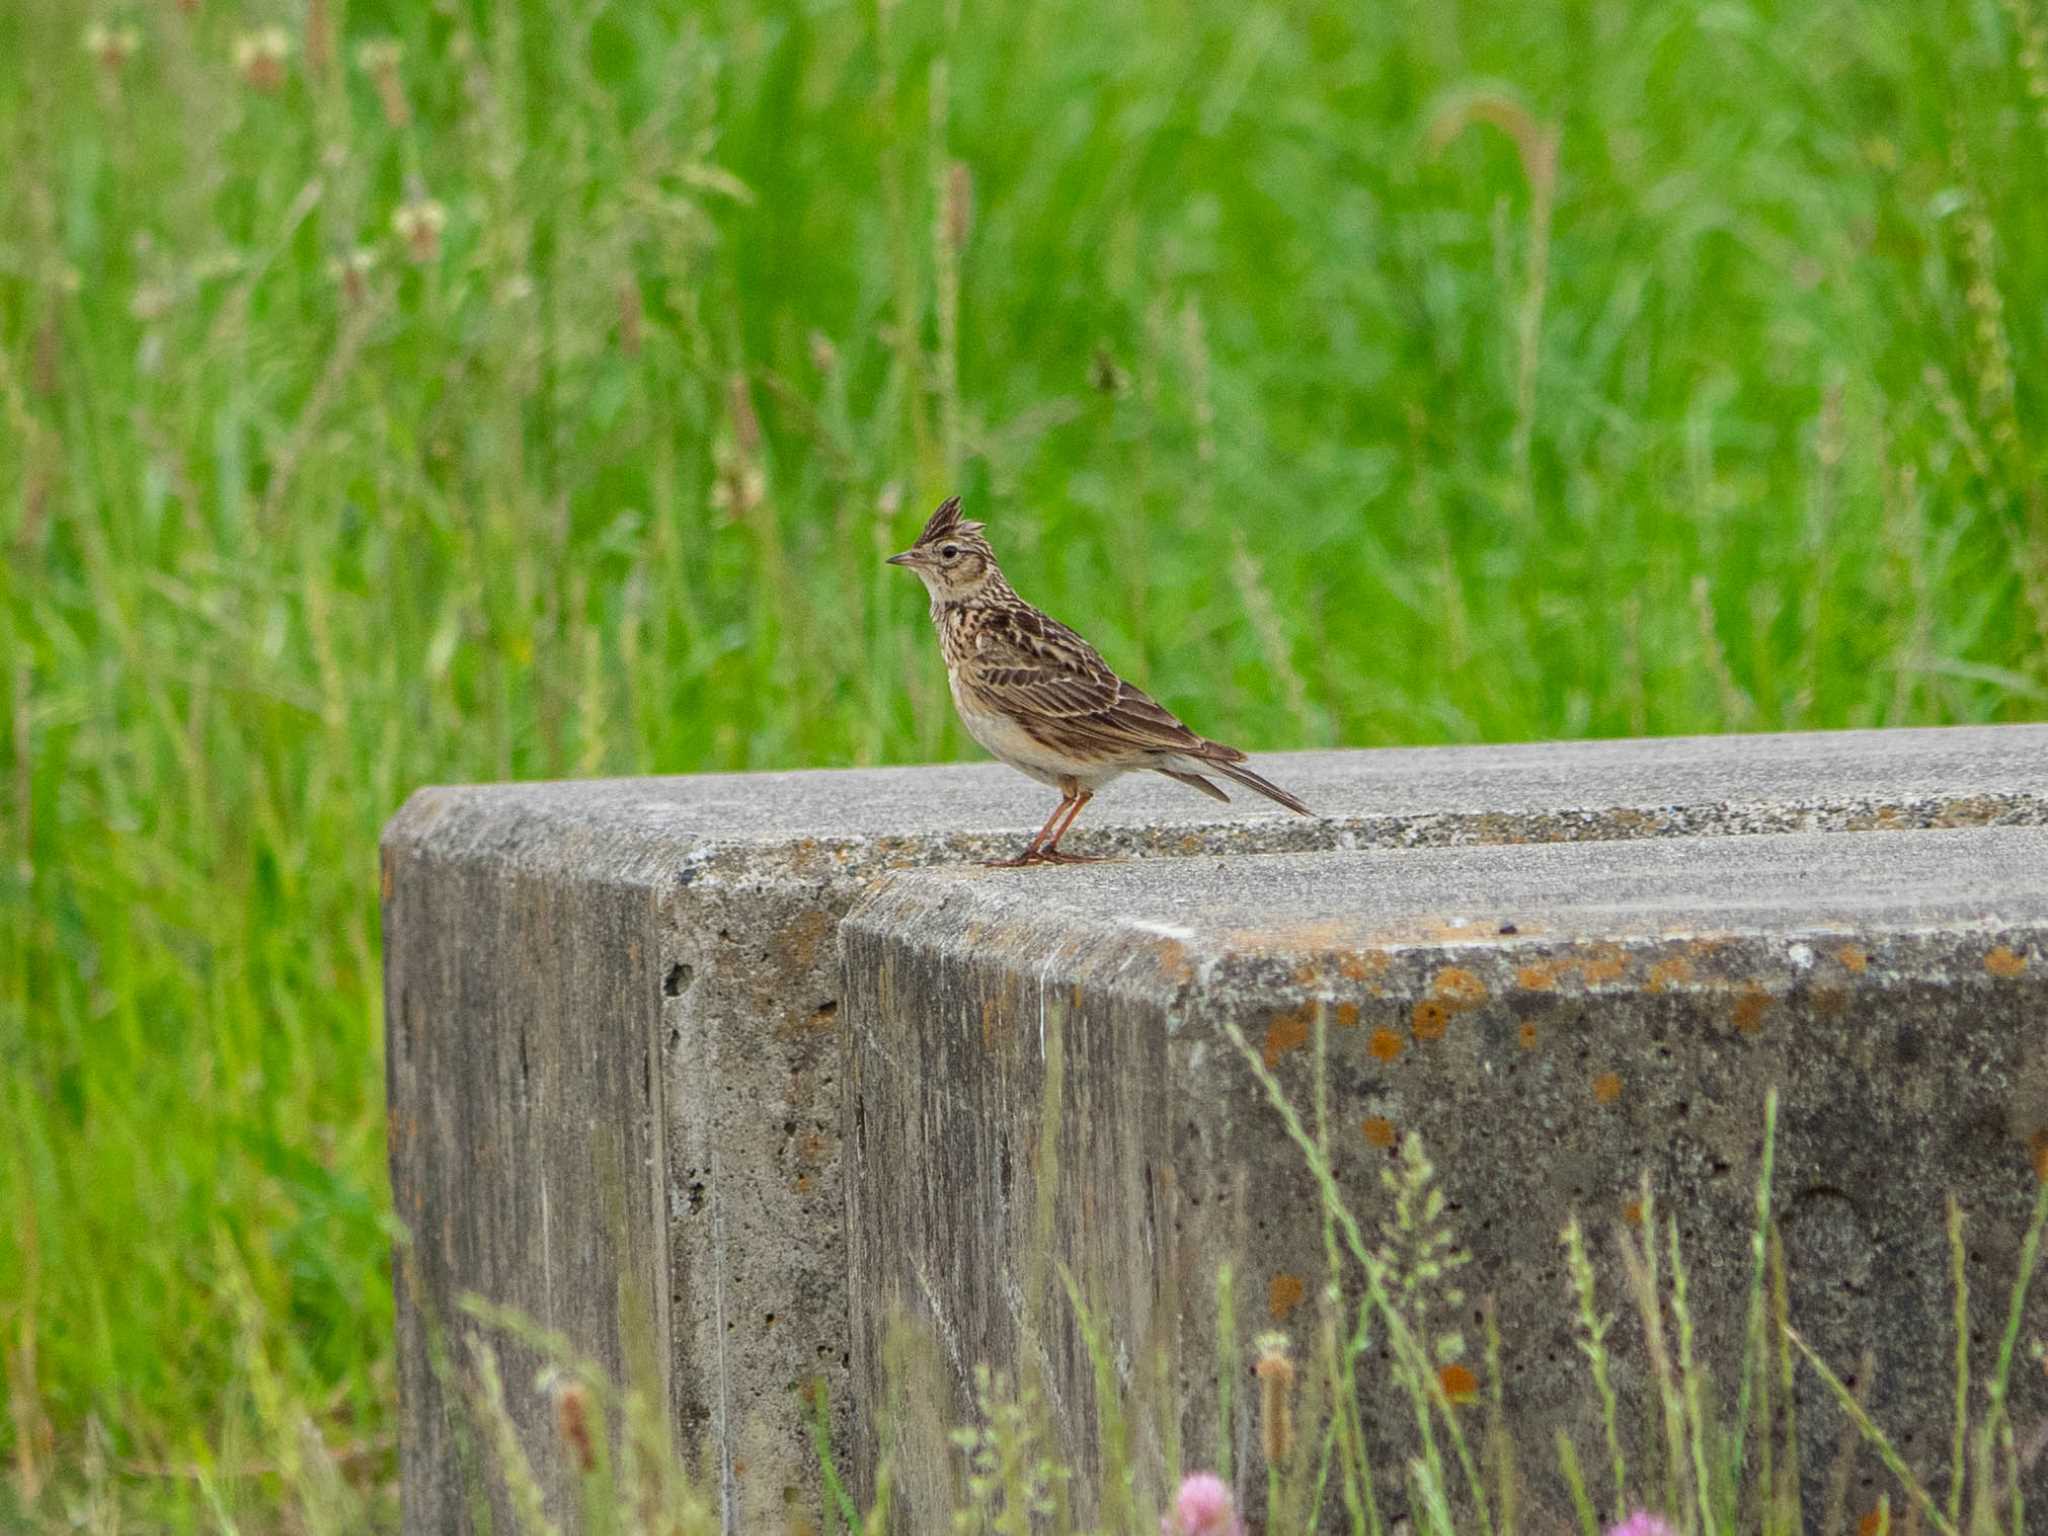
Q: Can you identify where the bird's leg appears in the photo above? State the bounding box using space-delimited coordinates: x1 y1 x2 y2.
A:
984 792 1075 867
1041 789 1090 851
1040 789 1110 864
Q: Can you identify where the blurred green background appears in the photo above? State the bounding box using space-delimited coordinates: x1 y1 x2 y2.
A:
2 0 2044 1524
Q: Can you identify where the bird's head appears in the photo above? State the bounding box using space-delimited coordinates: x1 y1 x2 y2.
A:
885 496 1001 601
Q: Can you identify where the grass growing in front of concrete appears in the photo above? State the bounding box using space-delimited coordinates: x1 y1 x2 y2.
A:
1213 1024 2048 1536
431 1062 2047 1536
7 0 2048 1524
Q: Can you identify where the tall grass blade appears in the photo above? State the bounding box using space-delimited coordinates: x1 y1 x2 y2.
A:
1948 1197 1970 1530
1556 1431 1601 1536
1731 1089 1780 1509
1563 1213 1628 1521
1784 1329 1955 1536
1984 1175 2048 1445
1215 1261 1236 1490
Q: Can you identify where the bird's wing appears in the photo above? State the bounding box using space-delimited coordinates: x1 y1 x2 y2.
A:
961 607 1216 757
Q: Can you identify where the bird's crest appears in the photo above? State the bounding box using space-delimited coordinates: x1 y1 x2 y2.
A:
915 495 985 546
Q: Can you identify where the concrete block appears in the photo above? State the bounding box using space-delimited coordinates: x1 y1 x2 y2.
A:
381 725 2048 1531
841 828 2048 1527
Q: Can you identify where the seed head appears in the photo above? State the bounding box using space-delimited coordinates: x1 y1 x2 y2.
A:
233 27 290 92
392 196 447 264
328 247 377 304
553 1381 597 1474
83 23 141 76
354 38 409 126
617 278 643 357
129 281 174 323
944 159 973 252
1253 1330 1295 1466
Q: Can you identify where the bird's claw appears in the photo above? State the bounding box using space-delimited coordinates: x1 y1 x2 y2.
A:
982 847 1113 868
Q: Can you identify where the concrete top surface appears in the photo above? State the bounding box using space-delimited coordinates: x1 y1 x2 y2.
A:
849 825 2048 955
382 723 2048 884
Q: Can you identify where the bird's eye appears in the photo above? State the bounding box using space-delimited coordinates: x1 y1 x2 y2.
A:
940 544 960 559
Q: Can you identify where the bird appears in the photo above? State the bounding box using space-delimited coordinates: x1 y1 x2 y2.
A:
886 496 1312 866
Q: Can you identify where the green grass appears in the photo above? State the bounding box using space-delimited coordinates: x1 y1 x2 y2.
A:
2 0 2046 1525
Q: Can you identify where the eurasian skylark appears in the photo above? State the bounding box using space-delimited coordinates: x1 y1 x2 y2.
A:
888 496 1311 865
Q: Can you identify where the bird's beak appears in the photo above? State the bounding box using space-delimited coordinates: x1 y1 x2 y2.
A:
885 549 917 567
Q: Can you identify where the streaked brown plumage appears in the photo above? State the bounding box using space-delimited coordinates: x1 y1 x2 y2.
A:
886 496 1312 865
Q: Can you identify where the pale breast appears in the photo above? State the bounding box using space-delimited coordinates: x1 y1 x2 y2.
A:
947 670 1129 791
947 673 1059 783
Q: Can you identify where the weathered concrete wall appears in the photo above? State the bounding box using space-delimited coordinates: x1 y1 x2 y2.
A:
841 830 2048 1528
382 725 2048 1532
383 820 671 1534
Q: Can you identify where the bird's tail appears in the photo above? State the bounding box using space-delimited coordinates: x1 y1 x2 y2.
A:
1203 755 1312 816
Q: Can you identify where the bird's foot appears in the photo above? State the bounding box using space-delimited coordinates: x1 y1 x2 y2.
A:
981 848 1113 868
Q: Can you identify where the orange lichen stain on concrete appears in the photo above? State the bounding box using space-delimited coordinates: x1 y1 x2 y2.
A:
1578 945 1629 985
797 1131 830 1165
1732 984 1770 1034
795 1172 814 1194
1986 945 2029 978
781 909 837 970
1646 956 1694 993
1518 1022 1540 1050
1337 950 1391 985
1622 1198 1644 1226
2031 1128 2048 1183
1334 1001 1361 1029
1516 948 1628 990
1856 1509 1884 1536
1411 999 1452 1041
1431 967 1488 1006
1150 940 1195 985
1263 1004 1314 1067
1369 1028 1405 1062
1268 1272 1306 1322
1810 986 1848 1017
1437 1363 1479 1402
1293 959 1323 986
1362 1115 1397 1149
1592 1072 1623 1104
1836 944 1869 974
1412 965 1487 1041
